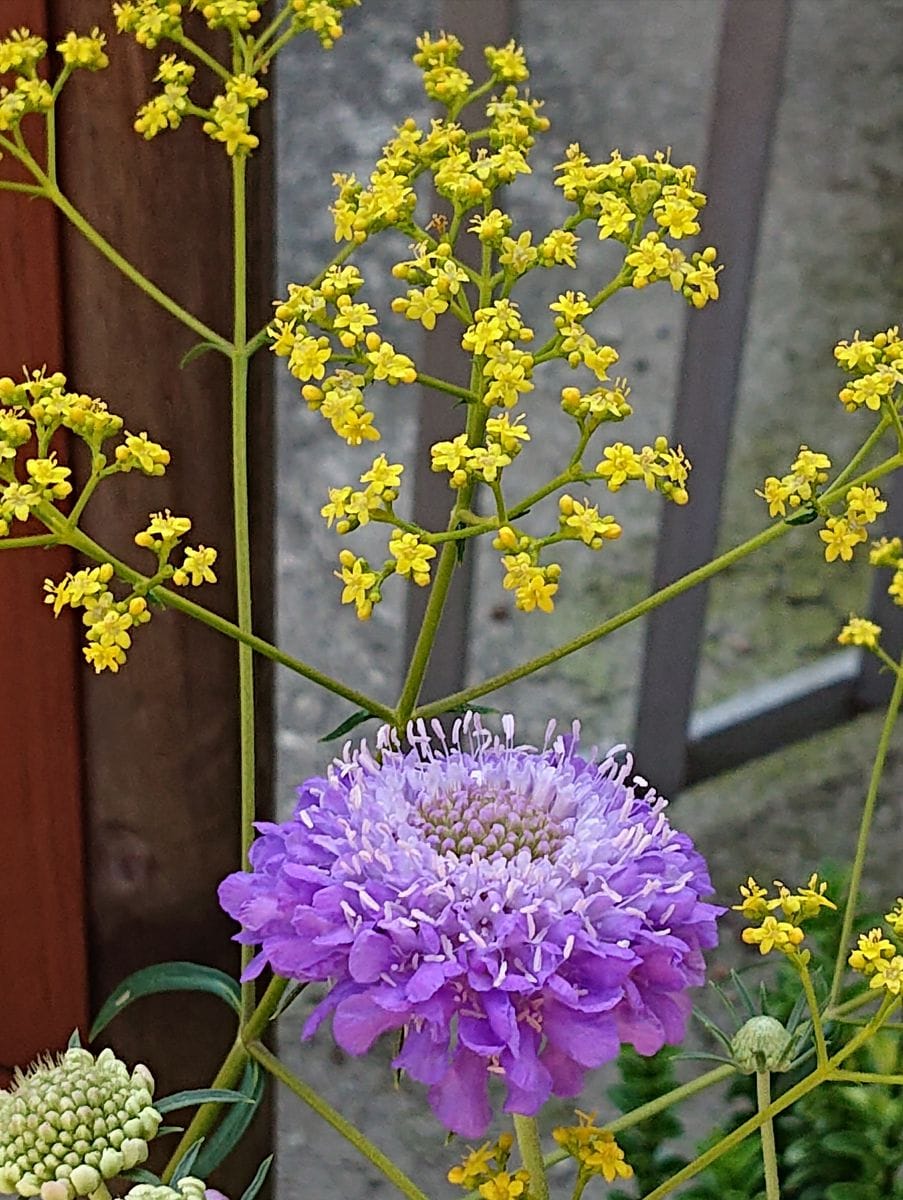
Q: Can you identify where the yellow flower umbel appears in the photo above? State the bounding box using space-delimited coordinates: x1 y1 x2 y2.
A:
835 325 903 414
553 1112 634 1187
734 874 836 966
448 1134 519 1194
848 899 903 999
0 1047 160 1200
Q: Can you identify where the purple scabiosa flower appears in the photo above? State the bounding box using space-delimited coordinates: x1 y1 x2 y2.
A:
219 715 722 1137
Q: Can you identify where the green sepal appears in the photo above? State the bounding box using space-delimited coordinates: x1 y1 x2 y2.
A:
67 1028 82 1049
90 961 240 1040
124 1170 163 1186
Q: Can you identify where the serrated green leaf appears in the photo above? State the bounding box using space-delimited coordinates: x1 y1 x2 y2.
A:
319 709 375 742
170 1139 204 1185
240 1154 274 1200
180 341 220 369
192 1061 264 1177
90 962 240 1040
155 1088 255 1115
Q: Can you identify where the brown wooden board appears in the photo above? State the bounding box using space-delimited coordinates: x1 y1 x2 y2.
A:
0 0 89 1090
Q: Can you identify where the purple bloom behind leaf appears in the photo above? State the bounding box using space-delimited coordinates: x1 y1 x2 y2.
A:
219 714 722 1136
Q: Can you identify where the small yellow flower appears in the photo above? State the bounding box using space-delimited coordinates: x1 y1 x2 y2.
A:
584 1130 634 1183
869 955 903 996
83 642 127 673
56 28 109 70
335 550 377 619
389 531 436 586
172 545 218 587
596 442 643 491
838 616 881 650
115 432 171 476
885 899 903 937
819 516 867 563
849 928 896 975
478 1173 527 1200
733 876 770 921
742 916 805 956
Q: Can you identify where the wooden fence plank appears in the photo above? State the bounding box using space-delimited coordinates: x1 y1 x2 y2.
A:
0 0 89 1087
47 2 274 1186
633 0 791 797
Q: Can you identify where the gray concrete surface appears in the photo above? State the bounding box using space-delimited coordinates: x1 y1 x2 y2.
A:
270 2 903 1194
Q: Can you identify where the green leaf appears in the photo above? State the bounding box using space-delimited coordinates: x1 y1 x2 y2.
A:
269 980 307 1022
785 504 819 526
124 1170 162 1186
319 709 376 742
156 1126 184 1137
67 1028 82 1049
170 1139 204 1185
155 1088 255 1115
180 341 220 369
193 1061 265 1177
240 1154 274 1200
90 962 240 1040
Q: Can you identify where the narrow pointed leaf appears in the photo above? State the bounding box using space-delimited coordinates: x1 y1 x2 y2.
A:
319 710 374 742
192 1061 264 1177
90 962 240 1039
67 1029 82 1049
180 341 220 369
239 1155 274 1200
155 1088 255 1115
170 1139 204 1184
124 1170 162 1186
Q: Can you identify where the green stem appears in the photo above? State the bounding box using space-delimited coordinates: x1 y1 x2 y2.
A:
0 533 58 550
828 654 903 1007
756 1071 781 1200
513 1114 549 1200
415 371 477 403
171 30 232 80
832 1069 903 1084
0 178 44 196
799 962 828 1068
247 1041 431 1200
44 518 394 721
413 452 903 722
36 174 231 352
637 998 896 1200
824 413 891 496
230 153 257 1022
161 974 288 1182
413 521 785 721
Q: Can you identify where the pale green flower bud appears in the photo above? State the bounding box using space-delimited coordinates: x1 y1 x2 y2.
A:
0 1048 161 1200
730 1015 792 1074
127 1177 211 1200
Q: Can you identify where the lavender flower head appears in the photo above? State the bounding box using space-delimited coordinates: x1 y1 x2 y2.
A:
219 714 722 1136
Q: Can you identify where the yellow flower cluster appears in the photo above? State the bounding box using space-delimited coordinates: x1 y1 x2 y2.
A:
834 326 903 414
867 535 903 613
0 370 168 538
272 268 417 446
837 615 881 650
135 55 195 138
734 874 836 965
552 1112 634 1185
0 28 53 141
819 483 886 563
554 145 722 308
321 453 403 533
558 494 622 549
595 437 692 505
447 1133 527 1198
201 74 268 156
757 445 831 518
43 563 153 674
499 551 560 614
848 903 903 997
430 414 528 491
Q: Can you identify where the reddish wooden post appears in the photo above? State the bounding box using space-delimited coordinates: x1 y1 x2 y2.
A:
0 0 89 1088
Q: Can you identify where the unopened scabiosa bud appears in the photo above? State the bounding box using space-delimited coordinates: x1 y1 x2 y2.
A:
731 1016 792 1074
126 1178 209 1200
0 1048 161 1199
